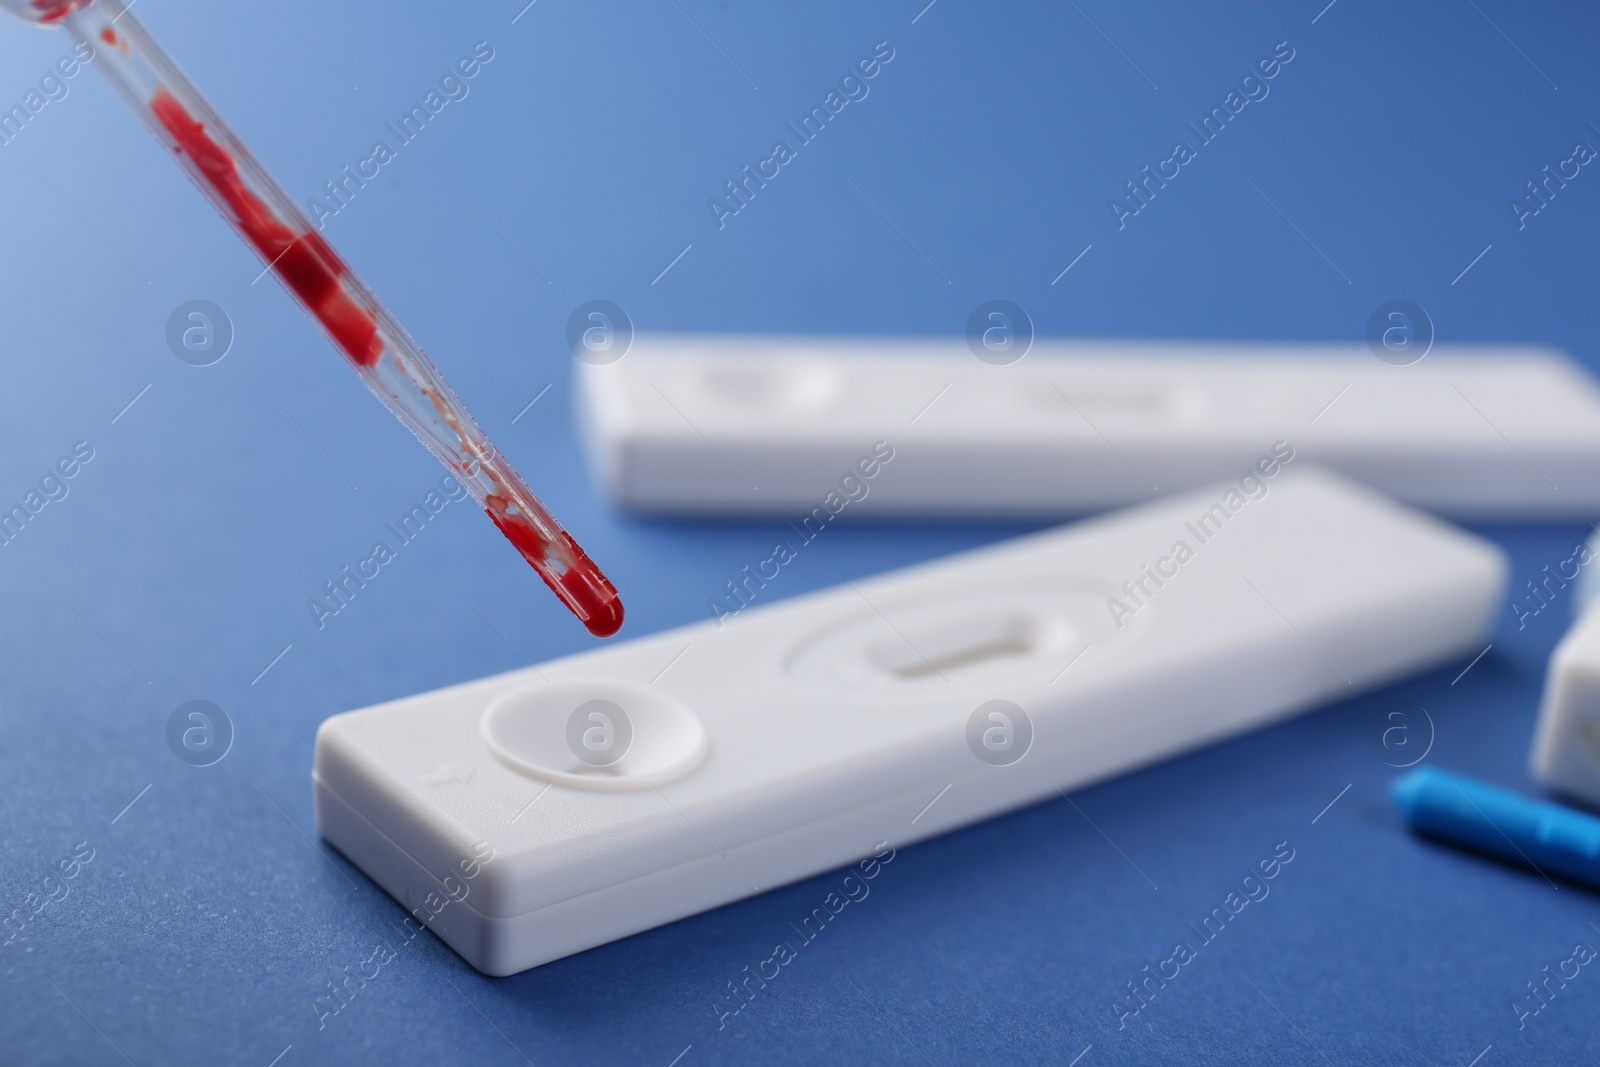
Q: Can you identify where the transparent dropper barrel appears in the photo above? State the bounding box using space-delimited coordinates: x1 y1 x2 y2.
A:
43 0 620 633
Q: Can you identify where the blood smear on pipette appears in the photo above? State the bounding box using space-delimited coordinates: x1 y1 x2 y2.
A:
149 89 382 367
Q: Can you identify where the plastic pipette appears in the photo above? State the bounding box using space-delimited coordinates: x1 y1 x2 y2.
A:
6 0 624 637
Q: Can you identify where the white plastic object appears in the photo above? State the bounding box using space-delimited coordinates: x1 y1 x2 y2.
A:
575 335 1600 520
1532 604 1600 807
314 469 1505 975
1577 529 1600 617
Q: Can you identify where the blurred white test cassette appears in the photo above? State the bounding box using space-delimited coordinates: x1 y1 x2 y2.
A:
314 468 1504 975
576 335 1600 520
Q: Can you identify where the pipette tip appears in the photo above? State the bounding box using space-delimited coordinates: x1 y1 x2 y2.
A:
485 503 625 638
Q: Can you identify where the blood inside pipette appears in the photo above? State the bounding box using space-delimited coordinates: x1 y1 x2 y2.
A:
31 0 73 23
148 87 624 636
150 88 381 367
486 496 624 638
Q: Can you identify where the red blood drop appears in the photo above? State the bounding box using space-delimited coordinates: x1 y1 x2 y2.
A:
569 579 625 638
485 500 623 637
556 532 625 637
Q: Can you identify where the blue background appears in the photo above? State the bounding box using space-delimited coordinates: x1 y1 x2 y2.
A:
1 0 1597 1063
